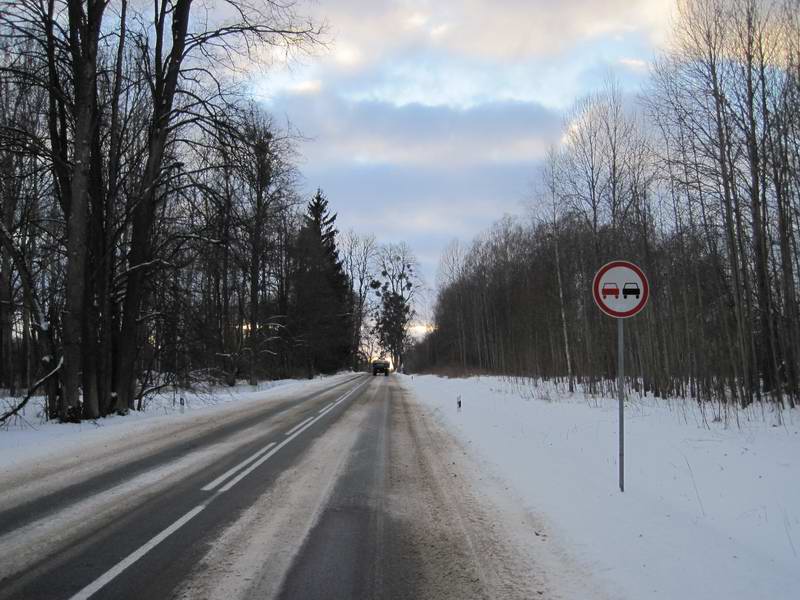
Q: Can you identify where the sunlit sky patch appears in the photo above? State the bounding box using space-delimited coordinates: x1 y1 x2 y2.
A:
248 0 674 314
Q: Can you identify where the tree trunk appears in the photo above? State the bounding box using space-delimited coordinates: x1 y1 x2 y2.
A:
115 0 193 410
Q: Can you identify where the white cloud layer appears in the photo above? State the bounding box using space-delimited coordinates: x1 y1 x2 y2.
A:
307 0 672 64
254 0 670 109
266 93 561 167
245 0 673 296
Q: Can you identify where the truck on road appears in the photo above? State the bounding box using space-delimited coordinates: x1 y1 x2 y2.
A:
372 360 390 376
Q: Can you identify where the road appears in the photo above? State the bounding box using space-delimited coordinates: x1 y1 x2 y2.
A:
0 375 542 599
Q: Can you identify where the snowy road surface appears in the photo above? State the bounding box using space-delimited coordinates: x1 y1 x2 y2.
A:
0 375 552 599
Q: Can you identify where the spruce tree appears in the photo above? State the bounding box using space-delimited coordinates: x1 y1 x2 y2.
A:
290 190 354 375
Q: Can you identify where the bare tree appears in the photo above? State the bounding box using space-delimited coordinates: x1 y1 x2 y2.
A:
341 230 377 368
413 0 800 413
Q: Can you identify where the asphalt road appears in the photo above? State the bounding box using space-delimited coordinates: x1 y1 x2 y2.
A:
0 374 540 600
277 374 400 599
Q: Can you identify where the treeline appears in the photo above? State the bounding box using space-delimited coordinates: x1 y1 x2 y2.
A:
411 0 800 409
0 0 390 422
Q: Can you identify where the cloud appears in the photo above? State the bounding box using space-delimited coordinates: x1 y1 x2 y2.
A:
619 57 649 71
256 30 657 112
287 79 323 95
251 0 668 110
245 0 671 306
422 0 664 60
264 91 562 168
301 0 671 64
405 12 430 29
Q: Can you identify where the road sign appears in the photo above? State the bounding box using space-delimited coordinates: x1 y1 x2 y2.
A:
592 260 649 319
592 260 649 494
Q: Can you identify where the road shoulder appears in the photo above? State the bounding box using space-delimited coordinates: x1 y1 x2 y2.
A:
396 376 608 600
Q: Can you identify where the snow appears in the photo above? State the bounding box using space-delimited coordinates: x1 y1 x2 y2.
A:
401 374 800 600
0 373 355 475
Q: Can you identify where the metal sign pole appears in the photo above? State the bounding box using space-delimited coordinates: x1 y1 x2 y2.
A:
618 317 624 493
593 260 648 493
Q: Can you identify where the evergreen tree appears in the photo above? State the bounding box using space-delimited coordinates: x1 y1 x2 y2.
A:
290 190 354 375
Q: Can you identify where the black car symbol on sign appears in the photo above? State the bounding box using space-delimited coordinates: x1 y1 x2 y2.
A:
622 282 640 299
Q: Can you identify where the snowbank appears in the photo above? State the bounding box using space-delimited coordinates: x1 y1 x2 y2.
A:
401 374 800 600
0 373 355 474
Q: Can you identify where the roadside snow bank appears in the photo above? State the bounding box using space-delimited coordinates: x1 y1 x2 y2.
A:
0 373 355 474
401 374 800 600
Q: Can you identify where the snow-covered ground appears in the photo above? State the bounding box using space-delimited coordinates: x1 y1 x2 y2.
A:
401 374 800 600
0 373 354 474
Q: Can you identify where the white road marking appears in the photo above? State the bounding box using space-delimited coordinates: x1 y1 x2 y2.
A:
285 416 315 437
68 504 206 600
204 379 368 492
219 378 370 493
219 417 318 492
69 376 371 599
201 442 277 492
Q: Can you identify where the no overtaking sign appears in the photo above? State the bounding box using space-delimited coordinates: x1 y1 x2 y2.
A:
592 260 649 318
592 260 649 494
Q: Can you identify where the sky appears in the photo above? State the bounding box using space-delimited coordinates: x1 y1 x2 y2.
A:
249 0 674 319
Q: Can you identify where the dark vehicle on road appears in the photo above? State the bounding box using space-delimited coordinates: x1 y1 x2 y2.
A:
601 282 619 299
372 360 390 376
623 282 640 299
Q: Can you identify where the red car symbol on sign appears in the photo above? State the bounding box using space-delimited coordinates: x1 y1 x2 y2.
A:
602 282 619 299
592 260 649 319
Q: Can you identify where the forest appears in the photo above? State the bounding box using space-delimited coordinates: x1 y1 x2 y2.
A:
411 0 800 411
0 0 419 422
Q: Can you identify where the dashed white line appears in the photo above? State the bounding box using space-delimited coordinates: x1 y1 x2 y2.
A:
68 504 206 600
71 376 371 600
201 442 277 492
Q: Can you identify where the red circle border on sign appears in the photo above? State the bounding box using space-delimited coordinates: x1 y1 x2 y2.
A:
592 260 649 319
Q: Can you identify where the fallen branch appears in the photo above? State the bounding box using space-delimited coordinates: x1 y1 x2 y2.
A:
0 358 63 424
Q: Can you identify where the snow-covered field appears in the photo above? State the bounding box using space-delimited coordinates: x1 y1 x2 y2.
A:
0 374 354 474
401 374 800 600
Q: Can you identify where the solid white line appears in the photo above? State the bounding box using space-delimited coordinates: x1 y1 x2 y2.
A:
285 416 315 437
205 378 367 492
219 419 317 492
208 379 368 492
201 442 277 492
68 504 206 600
338 378 370 404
